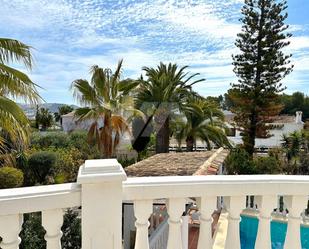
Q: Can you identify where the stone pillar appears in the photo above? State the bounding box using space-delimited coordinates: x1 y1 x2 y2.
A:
77 159 127 249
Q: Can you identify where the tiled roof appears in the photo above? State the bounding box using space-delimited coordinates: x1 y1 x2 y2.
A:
271 115 295 124
225 112 296 124
125 149 229 177
61 111 75 117
194 149 229 176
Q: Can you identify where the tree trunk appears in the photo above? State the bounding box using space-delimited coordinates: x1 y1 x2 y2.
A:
244 111 257 158
186 136 194 152
155 117 169 153
243 3 265 158
102 112 113 158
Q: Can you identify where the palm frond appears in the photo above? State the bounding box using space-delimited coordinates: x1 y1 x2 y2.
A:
0 38 33 69
74 107 101 122
90 65 109 101
118 79 139 95
0 63 41 103
111 59 123 98
71 79 98 106
0 96 30 147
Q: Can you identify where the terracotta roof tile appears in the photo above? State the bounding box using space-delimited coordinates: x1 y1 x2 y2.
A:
125 149 229 177
125 151 214 177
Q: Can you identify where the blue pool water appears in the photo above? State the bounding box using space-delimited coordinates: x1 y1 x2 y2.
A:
240 215 309 249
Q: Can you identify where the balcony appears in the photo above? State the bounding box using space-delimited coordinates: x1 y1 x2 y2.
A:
0 159 308 249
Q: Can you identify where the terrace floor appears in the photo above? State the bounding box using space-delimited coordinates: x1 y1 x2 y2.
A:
188 210 221 249
189 227 199 249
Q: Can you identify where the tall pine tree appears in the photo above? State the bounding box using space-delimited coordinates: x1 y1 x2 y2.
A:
231 0 293 156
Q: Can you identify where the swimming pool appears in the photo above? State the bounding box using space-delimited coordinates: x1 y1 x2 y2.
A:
240 215 309 249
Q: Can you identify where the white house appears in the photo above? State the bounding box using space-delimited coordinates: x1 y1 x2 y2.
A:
61 111 99 133
226 111 305 149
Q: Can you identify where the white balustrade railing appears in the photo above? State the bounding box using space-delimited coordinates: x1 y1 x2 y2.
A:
0 183 80 249
0 159 308 249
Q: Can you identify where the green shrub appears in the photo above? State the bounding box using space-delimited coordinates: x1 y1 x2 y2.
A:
61 209 81 249
26 147 84 184
299 153 309 174
68 130 100 160
225 147 283 175
31 132 70 148
68 130 88 149
224 148 255 174
28 151 57 184
20 213 45 249
53 148 84 183
30 131 101 160
253 156 282 174
20 210 81 249
0 167 24 189
118 157 136 168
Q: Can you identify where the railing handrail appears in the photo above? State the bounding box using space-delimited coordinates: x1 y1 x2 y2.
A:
1 175 308 215
0 183 81 215
123 175 309 200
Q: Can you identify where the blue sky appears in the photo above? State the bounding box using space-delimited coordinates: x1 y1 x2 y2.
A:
1 0 309 104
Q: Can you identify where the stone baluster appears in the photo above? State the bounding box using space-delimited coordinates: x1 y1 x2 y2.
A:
0 214 23 249
42 209 64 249
181 216 189 249
134 200 153 249
196 196 217 249
255 195 277 249
167 198 186 249
284 195 307 249
224 196 246 249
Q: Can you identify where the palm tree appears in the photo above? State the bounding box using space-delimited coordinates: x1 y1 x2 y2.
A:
54 105 74 125
0 38 40 151
171 96 231 151
281 132 302 163
281 131 305 174
71 60 141 158
136 62 204 153
36 107 54 131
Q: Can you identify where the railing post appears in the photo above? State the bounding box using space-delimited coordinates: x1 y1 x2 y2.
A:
181 215 189 249
133 200 153 249
42 209 64 249
196 196 217 249
77 159 127 249
0 214 23 249
224 196 246 249
284 195 307 249
166 198 186 249
255 195 277 249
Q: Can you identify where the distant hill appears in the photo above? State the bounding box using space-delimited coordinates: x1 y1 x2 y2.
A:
19 103 78 119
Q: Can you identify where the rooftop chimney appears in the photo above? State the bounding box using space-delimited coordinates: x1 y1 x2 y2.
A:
295 111 303 124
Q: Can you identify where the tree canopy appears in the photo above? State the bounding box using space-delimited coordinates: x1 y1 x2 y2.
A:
72 60 141 158
136 62 204 153
230 0 293 156
0 38 40 154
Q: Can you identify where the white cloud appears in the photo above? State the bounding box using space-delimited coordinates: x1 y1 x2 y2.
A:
289 36 309 51
1 0 308 101
161 4 241 40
